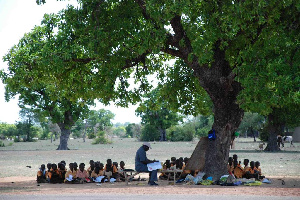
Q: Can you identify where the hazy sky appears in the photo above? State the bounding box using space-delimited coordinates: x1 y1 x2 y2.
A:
0 0 141 124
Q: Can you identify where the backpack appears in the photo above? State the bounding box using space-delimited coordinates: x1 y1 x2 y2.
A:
208 129 216 140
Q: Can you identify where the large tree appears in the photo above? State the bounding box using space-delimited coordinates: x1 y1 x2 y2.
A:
19 0 297 178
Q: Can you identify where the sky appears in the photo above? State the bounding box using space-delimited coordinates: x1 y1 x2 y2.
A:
0 0 141 124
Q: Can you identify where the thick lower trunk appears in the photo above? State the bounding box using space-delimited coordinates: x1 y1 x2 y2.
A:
56 128 71 150
159 128 166 141
264 113 281 151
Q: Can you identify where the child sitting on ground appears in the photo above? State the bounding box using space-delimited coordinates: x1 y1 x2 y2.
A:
91 166 105 182
255 161 265 180
118 161 126 181
104 159 117 181
65 163 76 183
37 164 47 183
244 161 259 180
233 160 244 178
58 162 66 183
227 157 234 174
49 163 61 184
76 163 90 183
87 160 95 178
159 160 171 180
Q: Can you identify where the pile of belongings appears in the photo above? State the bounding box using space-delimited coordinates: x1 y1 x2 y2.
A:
182 172 271 186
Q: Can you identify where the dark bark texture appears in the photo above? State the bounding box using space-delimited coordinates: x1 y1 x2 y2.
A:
56 111 74 150
264 113 281 151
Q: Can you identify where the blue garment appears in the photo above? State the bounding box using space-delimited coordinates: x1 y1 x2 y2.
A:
135 146 158 182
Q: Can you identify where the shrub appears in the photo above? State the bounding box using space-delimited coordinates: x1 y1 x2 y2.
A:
92 131 111 144
140 124 160 141
167 124 195 141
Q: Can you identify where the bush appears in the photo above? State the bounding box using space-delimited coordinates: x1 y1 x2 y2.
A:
0 141 5 147
92 131 111 144
140 124 160 141
167 124 195 141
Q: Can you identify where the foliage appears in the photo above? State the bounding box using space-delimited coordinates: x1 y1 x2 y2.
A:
236 112 266 137
193 115 214 138
167 124 195 142
136 88 182 140
0 123 17 139
140 124 160 141
92 130 111 144
113 126 126 137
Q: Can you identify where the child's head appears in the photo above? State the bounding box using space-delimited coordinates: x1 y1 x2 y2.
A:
250 161 255 168
52 163 57 170
244 159 249 166
107 159 112 165
40 164 45 170
95 161 100 168
89 160 94 165
94 167 100 174
175 159 183 169
184 157 189 164
233 154 238 161
255 161 260 168
47 163 52 170
60 160 66 166
69 163 74 170
73 162 78 170
113 162 118 168
61 163 66 171
120 161 125 168
99 163 104 170
228 157 233 165
171 157 176 162
233 160 238 168
79 163 85 171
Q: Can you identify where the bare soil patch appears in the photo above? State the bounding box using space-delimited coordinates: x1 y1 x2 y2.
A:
0 176 299 196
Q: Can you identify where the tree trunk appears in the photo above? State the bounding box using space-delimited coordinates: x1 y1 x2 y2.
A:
264 113 281 151
56 110 74 150
187 41 244 180
185 137 208 171
56 127 71 150
159 128 166 141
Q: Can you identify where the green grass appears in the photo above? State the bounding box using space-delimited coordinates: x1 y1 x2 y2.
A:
0 137 299 178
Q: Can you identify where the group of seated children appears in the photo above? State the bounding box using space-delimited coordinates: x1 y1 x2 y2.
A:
227 154 264 180
37 159 127 184
159 157 189 180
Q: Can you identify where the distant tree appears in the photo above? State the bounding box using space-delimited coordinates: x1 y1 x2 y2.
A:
136 89 182 141
236 112 265 138
113 126 126 137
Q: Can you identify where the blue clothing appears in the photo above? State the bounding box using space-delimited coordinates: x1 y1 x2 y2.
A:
135 146 158 182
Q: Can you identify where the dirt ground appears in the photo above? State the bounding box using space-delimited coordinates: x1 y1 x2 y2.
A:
0 176 300 196
1 138 299 196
